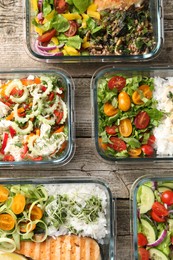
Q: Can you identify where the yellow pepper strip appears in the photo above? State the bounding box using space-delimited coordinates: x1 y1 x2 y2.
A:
34 26 44 36
6 112 14 121
31 0 38 12
87 3 100 20
62 13 81 20
45 10 56 21
51 37 59 45
82 36 90 49
63 45 80 56
81 14 89 29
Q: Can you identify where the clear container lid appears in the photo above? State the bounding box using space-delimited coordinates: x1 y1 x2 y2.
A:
24 0 163 63
0 69 75 168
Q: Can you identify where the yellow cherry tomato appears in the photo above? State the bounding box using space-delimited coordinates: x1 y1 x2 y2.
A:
128 148 142 157
103 102 118 117
119 118 132 137
132 85 152 105
118 91 131 111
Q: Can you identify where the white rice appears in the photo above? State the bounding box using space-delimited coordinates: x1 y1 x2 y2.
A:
45 184 108 243
153 77 173 155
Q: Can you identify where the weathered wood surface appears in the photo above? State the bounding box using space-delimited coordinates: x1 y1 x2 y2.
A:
0 0 173 259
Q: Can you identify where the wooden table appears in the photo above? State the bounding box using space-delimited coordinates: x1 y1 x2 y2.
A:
0 1 173 259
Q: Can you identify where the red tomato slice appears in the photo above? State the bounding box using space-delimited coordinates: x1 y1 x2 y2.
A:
54 0 68 13
109 137 127 152
138 247 149 260
108 76 126 92
138 233 148 247
105 126 117 135
64 21 78 37
9 126 16 138
147 134 156 146
161 190 173 206
38 29 57 43
141 144 154 156
134 111 150 129
152 201 169 217
151 210 166 223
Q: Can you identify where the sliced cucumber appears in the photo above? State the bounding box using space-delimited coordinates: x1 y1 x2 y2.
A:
168 219 173 232
141 217 157 244
138 185 155 214
149 248 169 260
158 182 173 189
158 186 172 193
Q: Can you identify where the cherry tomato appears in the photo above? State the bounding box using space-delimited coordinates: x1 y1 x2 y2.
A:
141 144 154 156
54 0 68 13
109 137 127 152
152 201 169 217
147 135 156 146
134 111 150 129
161 190 173 205
107 76 126 92
132 85 152 105
119 118 132 137
104 102 118 117
138 233 148 247
138 247 149 260
118 91 131 111
151 210 166 223
105 126 117 135
128 148 142 157
38 29 57 43
98 137 108 151
65 21 78 37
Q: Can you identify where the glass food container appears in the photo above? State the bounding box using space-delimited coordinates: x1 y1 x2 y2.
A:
24 0 163 63
0 69 75 167
131 175 173 260
91 65 173 163
0 177 116 259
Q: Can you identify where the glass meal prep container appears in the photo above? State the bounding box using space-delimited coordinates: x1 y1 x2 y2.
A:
0 177 115 260
91 65 173 163
0 69 75 167
131 175 173 260
24 0 163 63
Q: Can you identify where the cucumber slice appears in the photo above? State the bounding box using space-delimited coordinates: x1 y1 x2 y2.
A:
138 185 155 214
141 217 157 244
149 248 169 260
158 186 172 193
168 219 173 232
158 182 173 189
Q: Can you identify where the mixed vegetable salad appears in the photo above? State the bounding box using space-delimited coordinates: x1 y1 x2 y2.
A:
31 0 155 56
0 183 107 252
96 74 164 158
135 180 173 260
0 74 68 162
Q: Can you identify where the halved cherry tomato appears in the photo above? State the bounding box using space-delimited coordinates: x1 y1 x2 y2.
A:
151 210 165 223
152 201 169 217
65 21 78 37
132 85 152 105
109 137 127 152
104 102 118 117
54 110 63 124
118 91 131 111
161 190 173 206
38 29 57 43
20 221 36 233
141 144 154 156
134 111 150 129
30 205 43 221
138 247 149 260
107 76 126 92
0 213 15 231
98 137 108 151
11 194 26 215
105 126 117 135
54 0 68 13
128 148 142 157
147 135 155 146
138 233 148 247
0 185 9 203
119 118 132 137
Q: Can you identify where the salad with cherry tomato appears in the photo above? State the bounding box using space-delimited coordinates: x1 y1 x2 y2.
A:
96 74 165 158
135 179 173 260
0 74 68 162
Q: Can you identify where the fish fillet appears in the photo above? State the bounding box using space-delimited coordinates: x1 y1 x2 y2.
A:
94 0 144 10
15 235 102 260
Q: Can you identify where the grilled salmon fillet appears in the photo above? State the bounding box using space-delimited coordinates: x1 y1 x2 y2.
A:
94 0 144 10
15 235 102 260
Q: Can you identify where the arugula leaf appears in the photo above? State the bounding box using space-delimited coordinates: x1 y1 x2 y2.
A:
122 137 141 149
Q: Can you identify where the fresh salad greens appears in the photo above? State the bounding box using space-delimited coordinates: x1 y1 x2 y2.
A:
96 74 165 158
136 180 173 260
0 75 68 162
0 183 107 253
31 0 155 56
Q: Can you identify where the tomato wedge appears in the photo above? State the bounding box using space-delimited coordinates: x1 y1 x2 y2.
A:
138 233 148 247
134 111 150 129
65 21 78 37
152 201 169 217
138 247 149 260
105 126 117 135
109 137 127 152
151 210 166 223
108 76 126 92
141 144 154 156
161 190 173 206
38 29 57 43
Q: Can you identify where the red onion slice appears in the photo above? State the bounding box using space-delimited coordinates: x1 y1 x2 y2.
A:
34 40 64 56
37 12 43 21
147 229 167 247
